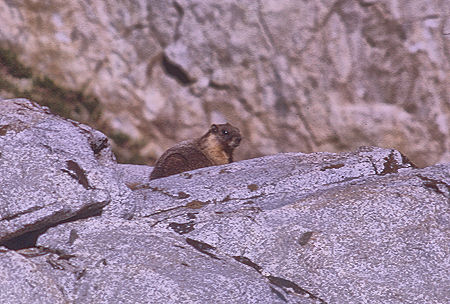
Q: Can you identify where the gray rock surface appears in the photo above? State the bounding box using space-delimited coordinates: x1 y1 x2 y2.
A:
0 247 66 304
116 163 153 189
1 99 449 303
137 163 449 304
0 0 448 166
35 153 449 304
35 218 303 304
136 146 416 217
0 98 135 244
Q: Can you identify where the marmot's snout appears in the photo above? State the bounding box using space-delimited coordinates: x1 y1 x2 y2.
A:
230 135 241 148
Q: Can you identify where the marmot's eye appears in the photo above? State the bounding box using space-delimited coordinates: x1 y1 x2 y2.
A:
222 130 229 135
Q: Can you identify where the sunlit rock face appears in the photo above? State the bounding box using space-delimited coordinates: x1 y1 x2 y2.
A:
1 98 449 303
0 98 136 245
0 1 448 167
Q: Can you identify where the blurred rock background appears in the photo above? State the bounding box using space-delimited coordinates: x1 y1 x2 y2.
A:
0 0 448 167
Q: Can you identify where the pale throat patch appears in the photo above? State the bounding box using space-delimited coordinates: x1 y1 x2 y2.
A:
200 136 230 165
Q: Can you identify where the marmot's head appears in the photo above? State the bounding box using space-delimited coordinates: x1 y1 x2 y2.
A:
210 123 241 149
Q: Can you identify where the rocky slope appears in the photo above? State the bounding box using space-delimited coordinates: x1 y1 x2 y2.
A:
1 98 449 303
0 0 449 166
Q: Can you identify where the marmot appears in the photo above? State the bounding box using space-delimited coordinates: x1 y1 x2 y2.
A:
149 123 241 180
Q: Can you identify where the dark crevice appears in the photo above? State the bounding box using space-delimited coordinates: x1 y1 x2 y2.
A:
1 205 45 221
143 205 185 218
177 191 191 199
90 136 109 155
168 221 195 234
68 229 79 245
368 157 379 174
233 255 327 303
173 1 184 41
320 163 345 171
379 151 416 176
298 231 314 246
61 160 90 189
186 212 197 220
358 0 377 8
270 286 288 302
161 55 194 86
31 246 77 260
268 275 328 303
185 200 209 209
145 185 193 199
380 154 395 174
233 256 263 273
1 228 47 250
75 268 87 280
247 184 259 192
0 207 103 250
185 238 220 260
417 175 449 196
0 125 8 136
209 81 231 90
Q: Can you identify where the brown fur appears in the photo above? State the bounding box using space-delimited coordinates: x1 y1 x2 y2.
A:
149 123 241 180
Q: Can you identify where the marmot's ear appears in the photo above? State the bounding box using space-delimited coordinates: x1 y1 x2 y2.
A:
210 124 218 133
